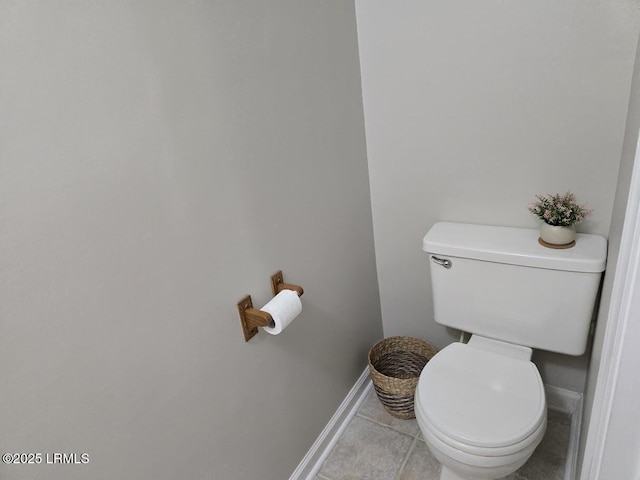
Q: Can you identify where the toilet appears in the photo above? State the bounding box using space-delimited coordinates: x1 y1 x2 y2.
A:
416 222 607 480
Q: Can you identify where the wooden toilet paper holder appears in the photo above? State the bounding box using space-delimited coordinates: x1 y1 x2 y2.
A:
237 271 304 342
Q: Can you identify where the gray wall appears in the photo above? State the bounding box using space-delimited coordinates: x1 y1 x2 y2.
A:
0 2 382 480
356 0 640 391
579 32 640 475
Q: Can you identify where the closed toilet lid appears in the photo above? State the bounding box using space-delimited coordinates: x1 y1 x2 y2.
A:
416 342 545 449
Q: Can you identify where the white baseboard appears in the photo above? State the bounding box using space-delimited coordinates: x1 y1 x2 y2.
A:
289 367 372 480
545 385 583 480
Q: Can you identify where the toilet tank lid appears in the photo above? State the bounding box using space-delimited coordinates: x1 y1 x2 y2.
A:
423 222 607 273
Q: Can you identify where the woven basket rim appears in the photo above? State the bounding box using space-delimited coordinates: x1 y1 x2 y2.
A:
368 336 436 385
368 336 436 368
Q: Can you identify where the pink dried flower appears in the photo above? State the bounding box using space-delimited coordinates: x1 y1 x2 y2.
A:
527 191 592 226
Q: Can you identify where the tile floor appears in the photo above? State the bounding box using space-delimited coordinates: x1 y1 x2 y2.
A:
316 388 571 480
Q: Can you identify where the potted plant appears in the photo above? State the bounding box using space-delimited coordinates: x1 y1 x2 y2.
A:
527 192 592 247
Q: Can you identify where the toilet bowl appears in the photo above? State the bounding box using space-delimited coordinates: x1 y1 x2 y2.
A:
414 336 547 480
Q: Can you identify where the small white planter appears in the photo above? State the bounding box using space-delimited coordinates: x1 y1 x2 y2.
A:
540 223 576 246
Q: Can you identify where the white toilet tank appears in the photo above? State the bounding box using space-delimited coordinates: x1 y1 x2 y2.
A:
423 222 607 355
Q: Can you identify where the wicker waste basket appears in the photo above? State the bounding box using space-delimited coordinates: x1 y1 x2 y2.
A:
368 336 437 420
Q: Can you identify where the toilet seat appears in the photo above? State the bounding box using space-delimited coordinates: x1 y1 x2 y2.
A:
416 410 546 470
416 397 546 460
415 339 546 454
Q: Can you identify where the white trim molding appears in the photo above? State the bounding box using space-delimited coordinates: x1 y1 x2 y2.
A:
546 385 583 480
289 368 372 480
580 130 640 480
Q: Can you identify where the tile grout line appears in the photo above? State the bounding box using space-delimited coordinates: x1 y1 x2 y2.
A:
413 421 423 439
350 412 422 480
355 412 419 438
394 435 420 480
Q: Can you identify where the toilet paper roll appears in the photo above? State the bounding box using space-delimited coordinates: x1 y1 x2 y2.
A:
260 289 302 335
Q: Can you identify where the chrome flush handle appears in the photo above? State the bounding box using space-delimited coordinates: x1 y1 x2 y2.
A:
431 256 452 269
